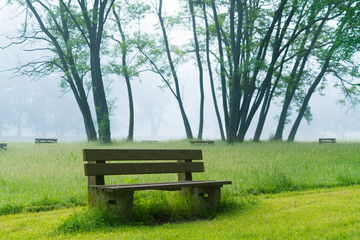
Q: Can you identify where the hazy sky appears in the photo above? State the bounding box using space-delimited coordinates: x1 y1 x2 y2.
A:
1 2 360 142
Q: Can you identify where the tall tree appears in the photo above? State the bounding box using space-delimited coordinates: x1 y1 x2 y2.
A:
202 0 225 140
5 0 97 141
60 0 115 143
287 1 360 141
188 0 205 139
138 0 193 139
273 2 333 141
109 1 150 141
210 0 289 142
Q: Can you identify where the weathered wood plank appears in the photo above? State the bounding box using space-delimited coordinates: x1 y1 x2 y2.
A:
83 149 203 161
177 160 193 181
0 143 7 151
190 140 214 145
90 180 232 192
319 138 336 143
35 138 57 143
85 162 205 176
83 148 232 219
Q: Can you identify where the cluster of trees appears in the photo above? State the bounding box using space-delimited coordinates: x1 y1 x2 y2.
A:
2 0 360 143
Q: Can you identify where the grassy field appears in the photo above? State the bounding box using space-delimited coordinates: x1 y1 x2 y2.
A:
0 140 360 239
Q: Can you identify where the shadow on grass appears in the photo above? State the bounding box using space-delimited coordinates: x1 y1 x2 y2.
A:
0 196 85 216
55 192 258 234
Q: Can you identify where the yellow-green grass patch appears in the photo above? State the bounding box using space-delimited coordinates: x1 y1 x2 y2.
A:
1 185 359 239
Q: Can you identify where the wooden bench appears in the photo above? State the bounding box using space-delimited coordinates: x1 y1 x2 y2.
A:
319 138 336 144
190 140 215 145
35 138 58 144
83 149 232 220
0 143 7 151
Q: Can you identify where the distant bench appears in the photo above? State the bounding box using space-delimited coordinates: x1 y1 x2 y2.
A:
190 140 215 145
83 149 232 220
0 143 7 151
35 138 58 144
319 138 336 144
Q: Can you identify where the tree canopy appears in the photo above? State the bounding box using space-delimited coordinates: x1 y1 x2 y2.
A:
2 0 360 142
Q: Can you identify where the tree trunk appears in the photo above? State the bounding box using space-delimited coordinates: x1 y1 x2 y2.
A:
125 75 134 141
236 0 288 142
189 0 204 140
68 80 97 141
113 6 134 141
27 0 98 141
274 6 331 141
90 52 111 143
158 0 193 139
273 32 310 141
203 2 225 140
211 0 229 138
253 5 296 142
227 0 243 143
288 18 338 142
75 0 114 143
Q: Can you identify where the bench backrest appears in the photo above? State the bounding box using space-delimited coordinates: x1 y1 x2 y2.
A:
35 138 57 143
83 149 203 186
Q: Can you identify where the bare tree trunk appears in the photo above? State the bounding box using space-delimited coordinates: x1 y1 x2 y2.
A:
236 0 288 142
203 1 225 140
157 0 193 139
189 0 204 140
274 6 331 141
26 0 98 141
253 5 296 142
112 6 134 141
288 19 340 141
61 0 114 143
211 0 229 138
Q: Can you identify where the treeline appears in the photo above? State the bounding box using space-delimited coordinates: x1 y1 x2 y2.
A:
3 0 360 143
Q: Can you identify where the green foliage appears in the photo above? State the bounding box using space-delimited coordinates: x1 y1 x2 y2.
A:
6 0 360 143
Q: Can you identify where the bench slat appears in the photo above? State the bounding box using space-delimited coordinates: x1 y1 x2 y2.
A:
319 138 336 143
83 149 202 161
85 162 205 176
35 138 57 143
90 180 232 192
190 140 214 144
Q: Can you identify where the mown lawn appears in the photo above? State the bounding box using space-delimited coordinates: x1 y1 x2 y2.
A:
1 185 359 239
0 141 360 239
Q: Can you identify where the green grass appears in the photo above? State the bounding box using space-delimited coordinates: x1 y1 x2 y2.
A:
1 185 359 239
0 140 360 238
1 141 360 211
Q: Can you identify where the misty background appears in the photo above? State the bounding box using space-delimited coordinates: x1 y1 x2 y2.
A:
0 3 359 143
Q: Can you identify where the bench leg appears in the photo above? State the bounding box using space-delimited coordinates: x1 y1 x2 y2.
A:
89 189 134 220
182 186 221 209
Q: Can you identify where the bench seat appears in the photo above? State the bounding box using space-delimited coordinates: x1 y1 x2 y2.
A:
91 180 232 192
190 140 214 145
35 138 57 143
319 138 336 143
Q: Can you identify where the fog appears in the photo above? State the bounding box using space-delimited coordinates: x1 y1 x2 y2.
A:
1 3 360 143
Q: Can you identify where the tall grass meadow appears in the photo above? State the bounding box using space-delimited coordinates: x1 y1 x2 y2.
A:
1 140 359 225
